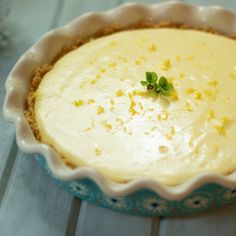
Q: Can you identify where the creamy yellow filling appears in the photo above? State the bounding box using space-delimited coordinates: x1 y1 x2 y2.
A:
35 28 236 185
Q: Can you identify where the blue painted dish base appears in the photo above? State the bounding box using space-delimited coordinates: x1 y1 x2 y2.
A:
35 154 236 217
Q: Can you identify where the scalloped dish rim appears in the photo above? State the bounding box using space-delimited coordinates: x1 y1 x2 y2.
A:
3 1 236 201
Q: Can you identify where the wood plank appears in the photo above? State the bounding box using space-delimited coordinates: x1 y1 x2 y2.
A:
0 152 73 236
0 1 75 236
0 0 61 187
160 204 236 236
75 202 152 236
57 0 123 27
0 0 62 218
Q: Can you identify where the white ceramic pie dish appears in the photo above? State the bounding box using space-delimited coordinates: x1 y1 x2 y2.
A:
3 1 236 216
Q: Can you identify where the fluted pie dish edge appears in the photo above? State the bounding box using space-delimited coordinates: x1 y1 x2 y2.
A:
3 1 236 216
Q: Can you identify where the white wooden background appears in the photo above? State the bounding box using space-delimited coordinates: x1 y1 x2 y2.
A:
1 1 236 236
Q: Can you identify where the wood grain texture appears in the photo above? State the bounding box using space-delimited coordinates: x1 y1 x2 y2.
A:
0 152 73 236
76 202 152 236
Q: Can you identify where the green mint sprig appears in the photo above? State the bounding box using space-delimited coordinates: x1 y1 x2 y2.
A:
140 71 174 96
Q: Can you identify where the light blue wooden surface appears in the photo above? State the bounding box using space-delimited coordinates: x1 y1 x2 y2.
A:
1 1 236 236
0 0 60 193
76 203 153 236
0 152 73 236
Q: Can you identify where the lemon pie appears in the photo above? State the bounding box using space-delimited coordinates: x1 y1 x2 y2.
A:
28 28 236 185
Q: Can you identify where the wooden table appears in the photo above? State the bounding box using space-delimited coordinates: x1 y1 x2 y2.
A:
1 0 236 235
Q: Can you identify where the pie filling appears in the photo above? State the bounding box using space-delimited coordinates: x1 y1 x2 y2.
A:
33 28 236 185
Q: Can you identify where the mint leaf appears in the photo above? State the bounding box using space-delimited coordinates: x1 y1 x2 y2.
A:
145 72 153 83
150 72 158 83
153 82 160 92
141 72 175 97
140 80 147 86
159 76 174 95
159 76 168 88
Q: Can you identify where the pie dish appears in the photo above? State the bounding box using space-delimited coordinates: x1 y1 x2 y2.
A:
3 1 236 216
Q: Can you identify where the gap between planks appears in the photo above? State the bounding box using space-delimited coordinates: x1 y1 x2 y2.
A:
65 197 82 236
151 217 161 236
0 137 18 207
